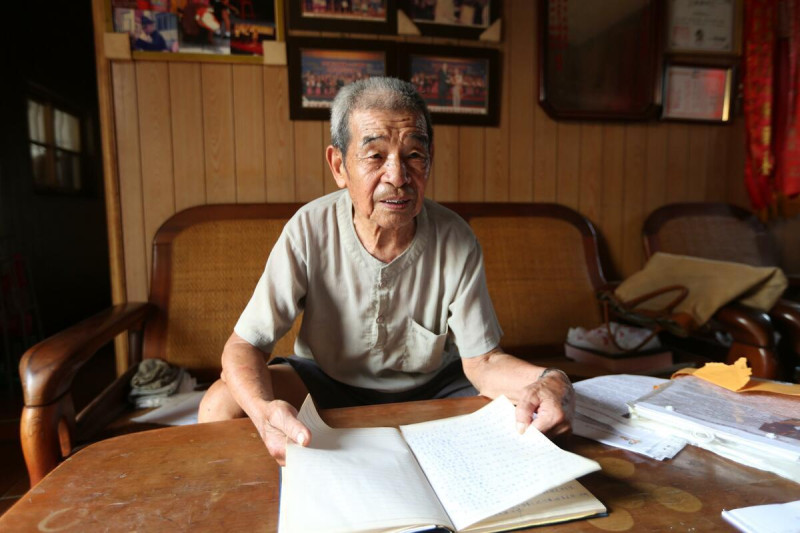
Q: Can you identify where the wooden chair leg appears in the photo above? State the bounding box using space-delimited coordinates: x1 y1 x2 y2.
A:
20 395 76 487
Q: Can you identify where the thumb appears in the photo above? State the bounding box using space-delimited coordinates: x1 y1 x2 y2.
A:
287 418 312 447
268 400 313 446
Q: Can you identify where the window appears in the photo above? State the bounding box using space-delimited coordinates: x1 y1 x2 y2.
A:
27 97 86 193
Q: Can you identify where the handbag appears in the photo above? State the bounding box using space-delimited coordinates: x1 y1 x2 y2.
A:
597 285 695 353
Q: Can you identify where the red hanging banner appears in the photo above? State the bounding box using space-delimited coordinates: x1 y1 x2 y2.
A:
743 0 776 209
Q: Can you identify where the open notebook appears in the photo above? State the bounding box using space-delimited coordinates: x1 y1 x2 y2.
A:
278 396 606 533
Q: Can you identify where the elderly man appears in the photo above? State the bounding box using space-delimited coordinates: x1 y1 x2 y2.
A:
198 77 574 465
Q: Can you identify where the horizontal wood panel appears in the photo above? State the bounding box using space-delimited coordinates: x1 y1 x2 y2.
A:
108 1 747 306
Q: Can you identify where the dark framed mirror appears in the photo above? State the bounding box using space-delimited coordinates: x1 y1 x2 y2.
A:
538 0 664 121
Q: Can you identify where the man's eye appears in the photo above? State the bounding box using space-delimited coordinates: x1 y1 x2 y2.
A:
368 153 382 159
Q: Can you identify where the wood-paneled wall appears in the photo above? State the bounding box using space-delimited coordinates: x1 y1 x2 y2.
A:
108 0 748 303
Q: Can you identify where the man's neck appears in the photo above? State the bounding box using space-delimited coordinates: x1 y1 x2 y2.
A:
353 216 416 264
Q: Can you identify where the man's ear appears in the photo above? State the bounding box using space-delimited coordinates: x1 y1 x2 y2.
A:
326 145 348 189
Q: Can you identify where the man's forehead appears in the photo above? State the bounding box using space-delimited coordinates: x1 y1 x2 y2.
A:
350 108 427 141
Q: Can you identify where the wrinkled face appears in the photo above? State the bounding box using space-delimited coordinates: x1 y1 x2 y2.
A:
331 108 432 233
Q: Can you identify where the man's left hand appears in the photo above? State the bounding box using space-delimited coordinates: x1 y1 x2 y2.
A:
514 368 574 436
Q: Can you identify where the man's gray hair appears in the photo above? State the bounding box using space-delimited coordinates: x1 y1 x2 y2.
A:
330 77 433 158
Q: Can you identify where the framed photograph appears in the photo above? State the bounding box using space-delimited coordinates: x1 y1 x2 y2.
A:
662 63 734 123
398 44 499 126
109 1 284 60
666 0 742 55
399 0 500 40
287 0 396 34
230 0 285 56
538 0 663 121
113 8 180 53
287 38 396 120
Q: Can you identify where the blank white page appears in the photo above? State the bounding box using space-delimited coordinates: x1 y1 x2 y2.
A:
399 396 601 532
278 396 451 533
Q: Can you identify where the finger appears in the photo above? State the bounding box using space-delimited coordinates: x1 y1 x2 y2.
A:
531 398 568 434
515 398 539 434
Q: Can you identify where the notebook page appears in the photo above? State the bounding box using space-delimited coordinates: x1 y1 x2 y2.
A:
399 396 601 532
463 480 605 533
279 397 451 533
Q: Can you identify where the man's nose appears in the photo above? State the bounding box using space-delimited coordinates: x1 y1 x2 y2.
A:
383 156 409 186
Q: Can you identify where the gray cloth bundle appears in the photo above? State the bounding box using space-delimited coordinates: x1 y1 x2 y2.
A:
129 359 195 409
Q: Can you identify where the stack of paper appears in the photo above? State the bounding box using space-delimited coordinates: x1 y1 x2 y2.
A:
573 374 686 460
628 375 800 482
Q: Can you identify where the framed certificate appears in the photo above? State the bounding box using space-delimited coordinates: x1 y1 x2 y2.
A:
667 0 742 55
662 64 734 122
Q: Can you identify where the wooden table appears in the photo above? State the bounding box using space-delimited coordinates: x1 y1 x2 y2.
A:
2 396 799 532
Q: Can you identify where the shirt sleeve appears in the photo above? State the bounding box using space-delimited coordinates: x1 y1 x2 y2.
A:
447 238 504 358
234 227 307 354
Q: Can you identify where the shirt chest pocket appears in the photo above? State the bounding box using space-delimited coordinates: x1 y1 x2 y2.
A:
402 319 448 373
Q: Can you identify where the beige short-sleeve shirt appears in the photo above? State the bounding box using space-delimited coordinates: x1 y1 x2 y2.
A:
234 190 503 392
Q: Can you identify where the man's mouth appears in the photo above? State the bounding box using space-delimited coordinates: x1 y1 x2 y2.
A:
381 198 411 205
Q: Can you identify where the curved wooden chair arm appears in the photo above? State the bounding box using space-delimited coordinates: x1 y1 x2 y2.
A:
713 303 778 379
19 302 157 486
20 302 157 406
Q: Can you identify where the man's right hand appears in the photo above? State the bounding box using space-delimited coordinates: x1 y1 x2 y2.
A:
256 399 312 466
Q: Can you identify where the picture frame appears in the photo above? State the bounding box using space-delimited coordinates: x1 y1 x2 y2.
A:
398 44 500 126
398 0 501 40
661 63 734 123
287 0 396 34
287 38 396 120
538 0 663 121
108 0 285 61
666 0 742 56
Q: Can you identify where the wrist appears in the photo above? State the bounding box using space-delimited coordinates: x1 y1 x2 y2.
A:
537 367 570 384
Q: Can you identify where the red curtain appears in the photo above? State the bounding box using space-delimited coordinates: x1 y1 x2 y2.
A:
774 0 800 200
743 0 800 210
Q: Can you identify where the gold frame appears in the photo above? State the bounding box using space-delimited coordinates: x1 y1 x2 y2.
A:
661 63 734 123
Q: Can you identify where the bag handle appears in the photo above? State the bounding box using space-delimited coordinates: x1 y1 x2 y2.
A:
599 285 689 354
618 285 688 314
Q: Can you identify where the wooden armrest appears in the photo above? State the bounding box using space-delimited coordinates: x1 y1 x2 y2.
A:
712 302 773 348
20 302 157 407
770 299 800 375
713 302 777 378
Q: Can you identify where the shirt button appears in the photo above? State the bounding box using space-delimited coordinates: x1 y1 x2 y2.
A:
376 315 385 324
